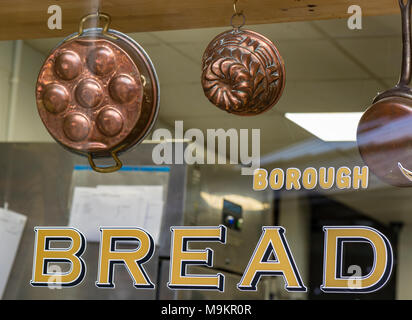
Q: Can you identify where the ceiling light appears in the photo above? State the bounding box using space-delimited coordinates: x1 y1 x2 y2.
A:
285 112 363 142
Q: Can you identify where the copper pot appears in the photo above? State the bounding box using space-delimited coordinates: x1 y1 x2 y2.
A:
357 0 412 187
201 27 285 116
36 13 160 173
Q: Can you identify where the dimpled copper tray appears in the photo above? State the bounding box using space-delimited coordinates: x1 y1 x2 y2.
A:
36 26 159 172
201 29 285 116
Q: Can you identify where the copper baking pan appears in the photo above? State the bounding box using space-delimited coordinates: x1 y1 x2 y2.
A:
36 13 160 173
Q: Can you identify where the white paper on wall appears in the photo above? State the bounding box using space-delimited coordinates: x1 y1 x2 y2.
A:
0 208 27 299
96 185 164 242
96 185 164 202
69 186 164 243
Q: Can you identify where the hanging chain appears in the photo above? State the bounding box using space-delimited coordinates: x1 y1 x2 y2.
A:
233 0 243 15
231 0 246 30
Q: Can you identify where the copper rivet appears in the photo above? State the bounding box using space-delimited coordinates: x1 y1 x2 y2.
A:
75 78 103 108
43 84 69 114
109 74 139 104
96 107 124 137
63 113 90 142
87 46 116 76
54 51 82 80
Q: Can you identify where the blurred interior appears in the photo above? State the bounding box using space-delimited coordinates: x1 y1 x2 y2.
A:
1 12 412 300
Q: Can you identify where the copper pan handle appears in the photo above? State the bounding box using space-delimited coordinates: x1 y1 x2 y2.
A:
399 0 412 86
87 151 123 173
65 12 117 42
79 12 112 36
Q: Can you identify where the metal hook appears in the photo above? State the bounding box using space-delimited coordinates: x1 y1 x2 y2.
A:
79 12 113 37
398 0 412 86
64 12 117 42
87 150 123 173
233 0 243 15
399 0 412 9
231 13 246 29
231 0 246 29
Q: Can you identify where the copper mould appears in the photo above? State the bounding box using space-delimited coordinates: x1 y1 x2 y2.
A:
36 13 159 173
201 16 285 116
357 0 412 187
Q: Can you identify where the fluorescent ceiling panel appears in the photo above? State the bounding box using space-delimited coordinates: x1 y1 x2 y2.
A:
285 112 363 142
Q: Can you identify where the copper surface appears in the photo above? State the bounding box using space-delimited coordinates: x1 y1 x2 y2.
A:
43 84 69 114
109 74 139 104
36 28 159 161
96 107 124 137
54 51 82 80
201 29 285 116
357 0 412 187
75 78 104 109
87 46 116 76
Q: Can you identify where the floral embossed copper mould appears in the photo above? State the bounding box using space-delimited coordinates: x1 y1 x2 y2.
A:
201 4 285 116
36 13 159 173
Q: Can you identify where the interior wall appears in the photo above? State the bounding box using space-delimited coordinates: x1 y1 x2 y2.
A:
397 225 412 300
0 41 53 142
270 191 310 300
10 42 52 142
0 41 13 141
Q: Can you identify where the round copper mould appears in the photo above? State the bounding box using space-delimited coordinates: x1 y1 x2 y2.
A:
36 14 159 173
201 29 285 116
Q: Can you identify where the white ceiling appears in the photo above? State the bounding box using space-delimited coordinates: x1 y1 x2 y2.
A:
26 14 412 224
